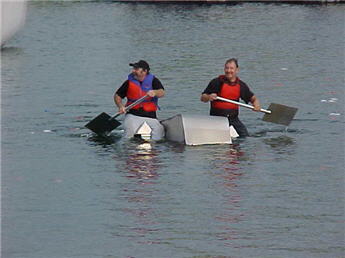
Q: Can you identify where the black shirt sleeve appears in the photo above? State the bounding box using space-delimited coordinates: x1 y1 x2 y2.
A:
152 77 164 90
202 78 221 94
239 81 254 103
115 80 129 98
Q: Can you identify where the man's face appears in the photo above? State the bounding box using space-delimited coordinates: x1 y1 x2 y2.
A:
224 61 239 81
132 67 147 81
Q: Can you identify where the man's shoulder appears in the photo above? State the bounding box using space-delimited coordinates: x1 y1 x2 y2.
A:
122 80 129 87
151 75 164 89
238 78 245 83
210 76 222 85
239 79 249 87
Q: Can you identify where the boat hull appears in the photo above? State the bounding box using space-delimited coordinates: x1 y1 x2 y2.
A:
161 114 237 145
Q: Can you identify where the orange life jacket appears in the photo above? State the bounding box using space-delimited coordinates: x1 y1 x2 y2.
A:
126 73 158 112
211 75 241 110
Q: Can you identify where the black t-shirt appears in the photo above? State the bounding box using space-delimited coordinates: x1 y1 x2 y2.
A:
202 77 254 119
115 76 164 118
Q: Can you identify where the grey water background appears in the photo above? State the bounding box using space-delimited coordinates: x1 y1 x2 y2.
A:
2 1 344 257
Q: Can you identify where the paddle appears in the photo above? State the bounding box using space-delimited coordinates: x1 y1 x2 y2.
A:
85 95 147 136
216 96 298 126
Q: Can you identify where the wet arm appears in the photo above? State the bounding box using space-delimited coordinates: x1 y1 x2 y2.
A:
150 77 165 98
201 78 219 102
153 89 165 98
200 93 217 102
114 94 126 113
250 95 261 111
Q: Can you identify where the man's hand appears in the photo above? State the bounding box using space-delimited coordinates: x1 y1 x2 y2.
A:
201 93 218 102
253 104 261 112
146 90 156 97
118 105 126 114
209 93 218 101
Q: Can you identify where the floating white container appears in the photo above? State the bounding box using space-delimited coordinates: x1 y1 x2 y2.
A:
161 114 238 146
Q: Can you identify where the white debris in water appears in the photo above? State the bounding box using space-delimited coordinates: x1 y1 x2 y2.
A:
280 68 288 71
321 98 338 103
329 113 341 116
328 98 338 103
43 130 53 133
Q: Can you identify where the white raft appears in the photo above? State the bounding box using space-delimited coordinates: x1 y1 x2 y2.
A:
132 114 238 145
160 114 238 145
128 113 238 145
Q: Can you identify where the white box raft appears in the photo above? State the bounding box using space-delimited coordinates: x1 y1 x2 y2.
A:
160 114 238 145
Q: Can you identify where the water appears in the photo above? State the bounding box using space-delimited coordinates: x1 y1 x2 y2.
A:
1 2 344 257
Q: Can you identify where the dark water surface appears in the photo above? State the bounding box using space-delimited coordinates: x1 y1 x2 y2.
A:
1 2 344 257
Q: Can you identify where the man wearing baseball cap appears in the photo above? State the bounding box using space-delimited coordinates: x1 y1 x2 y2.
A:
114 60 165 140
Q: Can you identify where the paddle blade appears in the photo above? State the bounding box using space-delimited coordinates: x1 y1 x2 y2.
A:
85 112 121 136
262 103 298 126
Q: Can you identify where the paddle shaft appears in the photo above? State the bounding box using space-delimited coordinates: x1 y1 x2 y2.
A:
111 95 148 120
216 96 271 114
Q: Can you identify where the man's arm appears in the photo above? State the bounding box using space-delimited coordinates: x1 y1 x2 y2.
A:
200 78 219 102
114 81 128 114
147 77 165 98
240 81 261 112
147 89 165 98
114 94 126 114
250 95 261 111
201 93 217 102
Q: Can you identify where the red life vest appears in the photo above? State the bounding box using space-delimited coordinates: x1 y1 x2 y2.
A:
211 75 241 110
126 73 158 112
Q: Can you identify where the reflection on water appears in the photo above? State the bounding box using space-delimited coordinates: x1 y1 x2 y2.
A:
124 142 161 180
87 133 122 146
263 135 295 149
1 46 24 55
209 145 246 244
251 126 303 138
112 142 163 244
263 135 296 156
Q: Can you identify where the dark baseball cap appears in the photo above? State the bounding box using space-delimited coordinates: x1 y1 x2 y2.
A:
129 60 150 71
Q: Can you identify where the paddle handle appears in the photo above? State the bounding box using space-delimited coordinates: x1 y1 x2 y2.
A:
112 95 148 119
216 96 271 114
